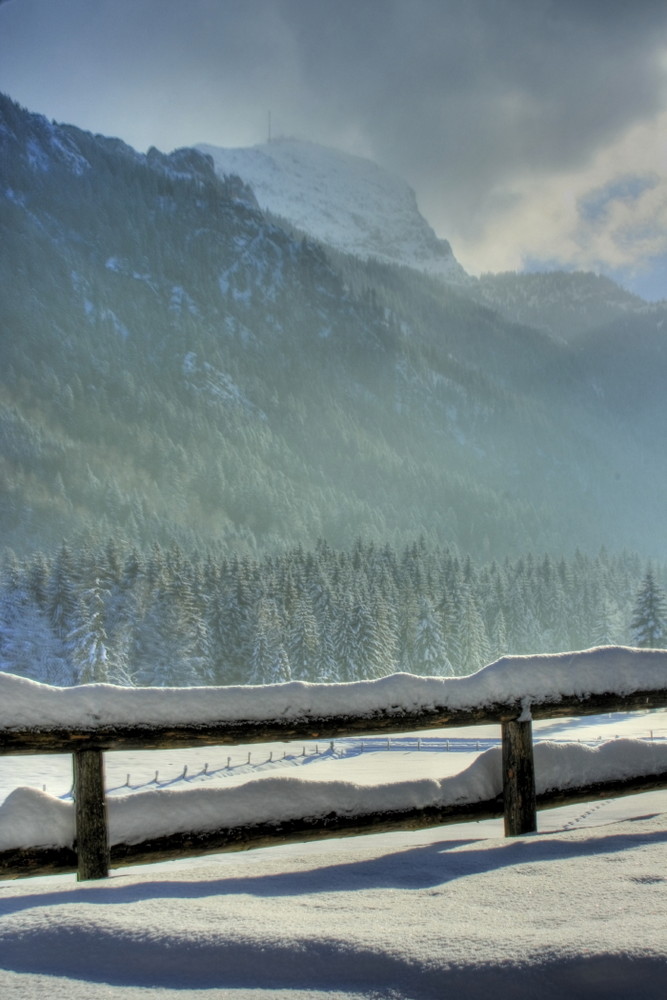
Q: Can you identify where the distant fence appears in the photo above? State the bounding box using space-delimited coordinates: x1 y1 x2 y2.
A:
1 683 667 881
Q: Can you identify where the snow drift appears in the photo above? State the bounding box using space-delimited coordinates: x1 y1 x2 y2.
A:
2 739 666 851
2 646 667 731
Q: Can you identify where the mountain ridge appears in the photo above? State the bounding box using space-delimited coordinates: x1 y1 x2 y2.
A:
2 92 667 561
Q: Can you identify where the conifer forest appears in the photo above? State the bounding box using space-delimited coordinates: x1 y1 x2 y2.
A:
0 539 660 687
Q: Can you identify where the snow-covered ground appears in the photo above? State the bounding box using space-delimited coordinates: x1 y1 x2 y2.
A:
1 707 666 998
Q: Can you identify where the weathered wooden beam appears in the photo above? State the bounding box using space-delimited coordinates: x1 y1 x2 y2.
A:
535 768 667 810
2 768 667 880
502 717 537 836
0 797 505 879
2 688 666 756
0 707 506 755
0 844 78 879
73 749 109 881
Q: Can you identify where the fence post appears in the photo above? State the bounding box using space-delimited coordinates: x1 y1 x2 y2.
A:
73 749 109 880
501 718 537 837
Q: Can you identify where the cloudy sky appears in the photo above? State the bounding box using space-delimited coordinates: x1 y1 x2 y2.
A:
1 0 666 298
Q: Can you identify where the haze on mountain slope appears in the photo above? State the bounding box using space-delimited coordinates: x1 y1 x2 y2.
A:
2 92 667 563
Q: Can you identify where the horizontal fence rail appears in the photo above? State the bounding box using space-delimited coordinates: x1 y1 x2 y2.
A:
1 679 666 881
2 689 666 756
2 768 667 881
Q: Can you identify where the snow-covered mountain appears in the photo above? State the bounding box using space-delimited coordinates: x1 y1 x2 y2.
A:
197 137 468 283
4 90 667 560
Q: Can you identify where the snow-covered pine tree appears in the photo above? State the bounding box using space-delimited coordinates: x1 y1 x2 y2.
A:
66 579 111 683
249 598 291 685
456 586 491 675
286 594 319 681
46 542 79 642
592 597 625 647
0 558 67 682
630 570 667 648
412 596 453 676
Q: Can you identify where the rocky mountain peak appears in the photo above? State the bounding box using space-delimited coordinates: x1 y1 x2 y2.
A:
196 137 468 283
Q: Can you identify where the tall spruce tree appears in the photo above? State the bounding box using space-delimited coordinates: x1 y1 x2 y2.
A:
630 570 667 648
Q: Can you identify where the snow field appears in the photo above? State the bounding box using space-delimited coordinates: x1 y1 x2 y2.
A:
1 658 666 997
0 789 666 999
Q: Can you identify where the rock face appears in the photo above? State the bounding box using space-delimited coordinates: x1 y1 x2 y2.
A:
197 138 468 283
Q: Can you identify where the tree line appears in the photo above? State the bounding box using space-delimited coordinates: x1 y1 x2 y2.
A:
0 538 663 688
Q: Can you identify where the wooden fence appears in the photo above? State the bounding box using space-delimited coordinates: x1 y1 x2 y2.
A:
1 686 667 882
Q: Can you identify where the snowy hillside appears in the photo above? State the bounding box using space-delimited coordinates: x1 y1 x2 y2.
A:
197 137 469 282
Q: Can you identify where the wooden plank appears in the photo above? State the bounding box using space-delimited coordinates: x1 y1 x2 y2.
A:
2 688 667 756
3 768 667 880
0 845 77 879
502 717 537 836
0 797 505 879
73 749 109 881
536 768 667 810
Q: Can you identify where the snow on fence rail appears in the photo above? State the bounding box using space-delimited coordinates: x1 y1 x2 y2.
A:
1 646 667 881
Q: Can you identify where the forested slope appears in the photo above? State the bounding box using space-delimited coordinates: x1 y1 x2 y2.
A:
2 92 667 562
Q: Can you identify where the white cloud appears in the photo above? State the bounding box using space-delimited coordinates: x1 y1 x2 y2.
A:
449 108 667 281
